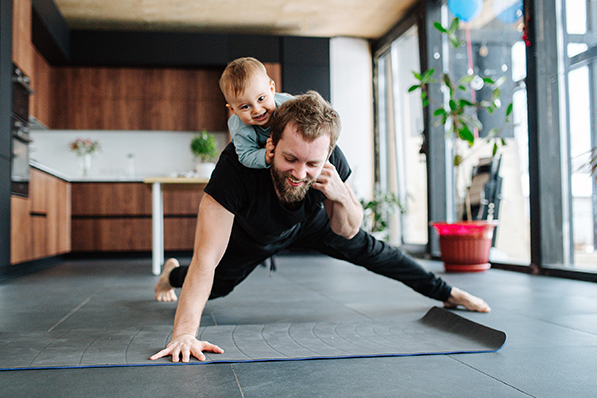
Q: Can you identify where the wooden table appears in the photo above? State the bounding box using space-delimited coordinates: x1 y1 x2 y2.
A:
144 177 209 275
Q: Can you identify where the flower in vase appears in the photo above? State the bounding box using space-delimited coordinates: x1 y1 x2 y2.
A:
69 138 101 156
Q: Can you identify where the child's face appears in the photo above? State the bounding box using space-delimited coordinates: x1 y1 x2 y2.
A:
226 74 277 128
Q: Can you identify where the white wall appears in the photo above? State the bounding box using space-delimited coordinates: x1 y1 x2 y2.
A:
29 130 228 180
330 37 374 201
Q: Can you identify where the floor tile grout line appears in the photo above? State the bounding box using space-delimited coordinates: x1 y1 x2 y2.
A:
47 295 94 332
231 364 246 398
448 355 537 397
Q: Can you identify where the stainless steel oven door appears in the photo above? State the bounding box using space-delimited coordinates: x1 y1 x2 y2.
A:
11 133 30 197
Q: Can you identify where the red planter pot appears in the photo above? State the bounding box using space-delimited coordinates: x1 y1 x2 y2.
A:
430 221 499 272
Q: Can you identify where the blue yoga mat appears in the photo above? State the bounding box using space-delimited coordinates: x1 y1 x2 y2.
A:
0 307 506 370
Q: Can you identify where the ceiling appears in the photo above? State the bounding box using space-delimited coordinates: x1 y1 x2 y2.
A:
53 0 419 39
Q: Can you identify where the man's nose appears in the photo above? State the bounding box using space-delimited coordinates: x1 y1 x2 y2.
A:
292 164 308 180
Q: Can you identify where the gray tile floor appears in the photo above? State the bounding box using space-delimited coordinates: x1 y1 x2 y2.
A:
1 254 596 397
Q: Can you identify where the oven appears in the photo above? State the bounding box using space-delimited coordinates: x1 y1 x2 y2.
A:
11 65 33 197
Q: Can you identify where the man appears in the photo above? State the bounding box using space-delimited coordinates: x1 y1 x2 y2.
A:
151 91 490 363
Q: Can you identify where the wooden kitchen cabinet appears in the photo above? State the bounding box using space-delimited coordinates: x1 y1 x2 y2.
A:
10 168 72 264
71 182 203 252
10 195 32 264
51 67 229 131
12 0 34 77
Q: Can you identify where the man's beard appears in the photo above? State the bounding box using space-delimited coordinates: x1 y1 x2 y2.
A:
271 160 316 208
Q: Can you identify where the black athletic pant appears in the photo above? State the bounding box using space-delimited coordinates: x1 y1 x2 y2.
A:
169 210 452 302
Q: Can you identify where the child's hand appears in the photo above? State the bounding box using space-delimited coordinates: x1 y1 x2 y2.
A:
265 137 275 165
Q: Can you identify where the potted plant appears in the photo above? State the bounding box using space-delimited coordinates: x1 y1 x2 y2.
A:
409 17 513 272
190 130 218 178
360 190 404 242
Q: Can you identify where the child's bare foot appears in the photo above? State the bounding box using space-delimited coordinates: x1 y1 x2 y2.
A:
154 258 179 302
444 287 491 312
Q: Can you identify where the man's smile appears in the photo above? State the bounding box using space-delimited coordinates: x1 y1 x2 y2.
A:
287 176 304 187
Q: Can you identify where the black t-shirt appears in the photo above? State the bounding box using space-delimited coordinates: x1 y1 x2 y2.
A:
204 143 352 244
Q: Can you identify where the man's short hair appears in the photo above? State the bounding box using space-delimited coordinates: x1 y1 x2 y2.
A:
219 57 270 102
271 91 341 153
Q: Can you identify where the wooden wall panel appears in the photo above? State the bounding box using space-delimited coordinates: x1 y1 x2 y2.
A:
50 66 229 131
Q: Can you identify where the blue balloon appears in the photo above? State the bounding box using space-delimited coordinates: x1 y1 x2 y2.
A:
492 0 523 24
448 0 484 22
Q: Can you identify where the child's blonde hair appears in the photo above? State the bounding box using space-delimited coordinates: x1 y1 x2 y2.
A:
219 57 271 102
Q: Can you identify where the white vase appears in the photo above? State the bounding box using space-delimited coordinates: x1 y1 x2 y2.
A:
79 153 92 177
196 162 215 179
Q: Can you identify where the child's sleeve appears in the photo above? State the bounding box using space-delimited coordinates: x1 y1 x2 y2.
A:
228 116 268 169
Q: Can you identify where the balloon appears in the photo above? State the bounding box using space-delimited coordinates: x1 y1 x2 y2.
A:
492 0 523 24
448 0 484 22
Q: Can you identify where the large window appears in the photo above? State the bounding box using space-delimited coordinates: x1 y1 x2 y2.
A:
562 0 597 270
376 26 428 246
440 1 531 264
373 1 531 264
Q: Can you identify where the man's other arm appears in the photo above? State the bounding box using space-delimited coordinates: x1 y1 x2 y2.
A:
313 161 363 239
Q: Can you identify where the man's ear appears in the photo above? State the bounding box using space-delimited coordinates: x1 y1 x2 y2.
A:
270 80 276 93
226 103 236 116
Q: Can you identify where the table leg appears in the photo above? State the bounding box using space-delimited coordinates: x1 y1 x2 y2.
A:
151 182 164 275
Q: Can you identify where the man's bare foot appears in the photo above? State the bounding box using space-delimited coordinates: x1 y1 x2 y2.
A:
155 258 179 302
444 287 491 313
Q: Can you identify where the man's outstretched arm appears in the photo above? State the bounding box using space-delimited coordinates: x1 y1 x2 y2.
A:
150 193 235 362
314 161 363 239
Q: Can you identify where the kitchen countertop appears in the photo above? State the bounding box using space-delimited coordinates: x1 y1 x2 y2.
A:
30 160 184 183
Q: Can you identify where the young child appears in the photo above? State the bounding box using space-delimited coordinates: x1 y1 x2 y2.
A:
219 57 293 169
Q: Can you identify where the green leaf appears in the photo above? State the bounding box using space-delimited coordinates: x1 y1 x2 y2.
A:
458 99 475 107
495 76 507 87
460 75 475 84
506 102 513 116
493 142 498 156
443 74 453 89
408 84 419 92
423 99 429 107
459 114 482 130
458 125 475 146
454 154 463 167
434 22 447 33
449 35 461 48
482 77 495 85
433 108 447 117
501 138 507 146
487 127 498 137
487 107 494 114
458 85 467 91
449 99 457 111
413 71 422 80
449 17 460 34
